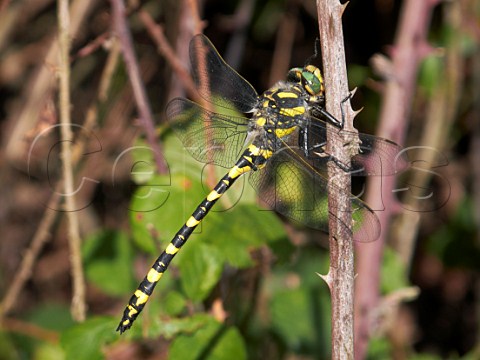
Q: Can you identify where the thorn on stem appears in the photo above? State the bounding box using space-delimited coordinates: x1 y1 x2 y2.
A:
341 1 350 17
317 272 332 287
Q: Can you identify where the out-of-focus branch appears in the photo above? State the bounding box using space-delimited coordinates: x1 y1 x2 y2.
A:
4 0 96 165
354 0 439 358
110 0 167 174
57 0 86 322
222 0 255 70
0 318 59 344
138 10 198 101
0 37 121 322
269 7 297 85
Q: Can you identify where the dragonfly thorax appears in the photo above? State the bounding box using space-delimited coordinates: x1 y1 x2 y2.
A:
251 82 311 150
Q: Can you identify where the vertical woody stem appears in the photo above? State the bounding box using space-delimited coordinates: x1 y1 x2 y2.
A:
316 0 357 358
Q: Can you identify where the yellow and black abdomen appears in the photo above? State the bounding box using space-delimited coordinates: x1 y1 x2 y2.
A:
117 144 272 333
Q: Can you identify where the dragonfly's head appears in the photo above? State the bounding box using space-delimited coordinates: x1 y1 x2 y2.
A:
287 65 325 97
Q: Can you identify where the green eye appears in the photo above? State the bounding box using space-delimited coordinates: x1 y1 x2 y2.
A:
302 71 321 95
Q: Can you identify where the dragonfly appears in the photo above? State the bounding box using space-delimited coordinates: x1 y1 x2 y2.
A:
117 34 407 333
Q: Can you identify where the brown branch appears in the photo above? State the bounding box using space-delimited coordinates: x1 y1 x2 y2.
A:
138 10 199 101
185 0 218 190
0 194 59 319
316 1 356 359
186 0 205 35
4 0 97 165
110 0 167 174
139 6 233 204
73 31 110 60
0 37 122 321
354 0 439 358
57 0 86 323
1 318 60 344
222 0 255 69
269 7 297 85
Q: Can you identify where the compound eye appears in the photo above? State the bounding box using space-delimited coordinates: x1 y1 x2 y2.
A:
287 67 303 83
302 71 321 95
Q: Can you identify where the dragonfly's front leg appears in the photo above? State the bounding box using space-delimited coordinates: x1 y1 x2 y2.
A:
312 92 354 130
312 107 343 129
299 127 356 174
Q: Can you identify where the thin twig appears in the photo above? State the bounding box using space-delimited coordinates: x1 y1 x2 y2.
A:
316 1 356 358
57 0 86 322
0 32 121 322
0 194 59 318
222 0 255 69
4 0 97 165
268 6 297 85
138 10 199 100
1 318 60 344
186 0 205 35
110 0 167 174
184 0 218 190
73 31 110 60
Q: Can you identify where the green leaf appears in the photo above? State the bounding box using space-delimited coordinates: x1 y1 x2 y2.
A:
418 55 443 96
60 317 118 360
204 204 286 268
82 230 134 295
34 342 65 360
146 313 212 339
270 289 317 350
129 142 212 255
169 318 247 360
178 242 224 301
427 197 480 269
26 304 74 332
164 291 187 317
0 331 20 360
380 246 409 294
366 336 392 360
129 174 175 254
129 143 158 184
347 64 369 88
267 250 331 355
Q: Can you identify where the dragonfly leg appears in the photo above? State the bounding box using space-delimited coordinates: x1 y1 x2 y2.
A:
314 106 343 129
329 156 354 173
303 136 357 175
313 92 354 130
339 92 354 130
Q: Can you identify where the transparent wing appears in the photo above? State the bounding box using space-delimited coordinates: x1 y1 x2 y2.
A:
307 116 410 176
190 34 259 113
166 98 249 168
249 145 381 242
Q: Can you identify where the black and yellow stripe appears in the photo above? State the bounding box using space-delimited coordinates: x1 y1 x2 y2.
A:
117 144 272 333
117 34 398 334
118 41 313 333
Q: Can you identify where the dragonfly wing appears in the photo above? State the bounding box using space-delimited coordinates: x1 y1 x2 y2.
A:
190 34 259 113
308 117 410 176
351 133 410 176
166 98 249 168
249 145 381 242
